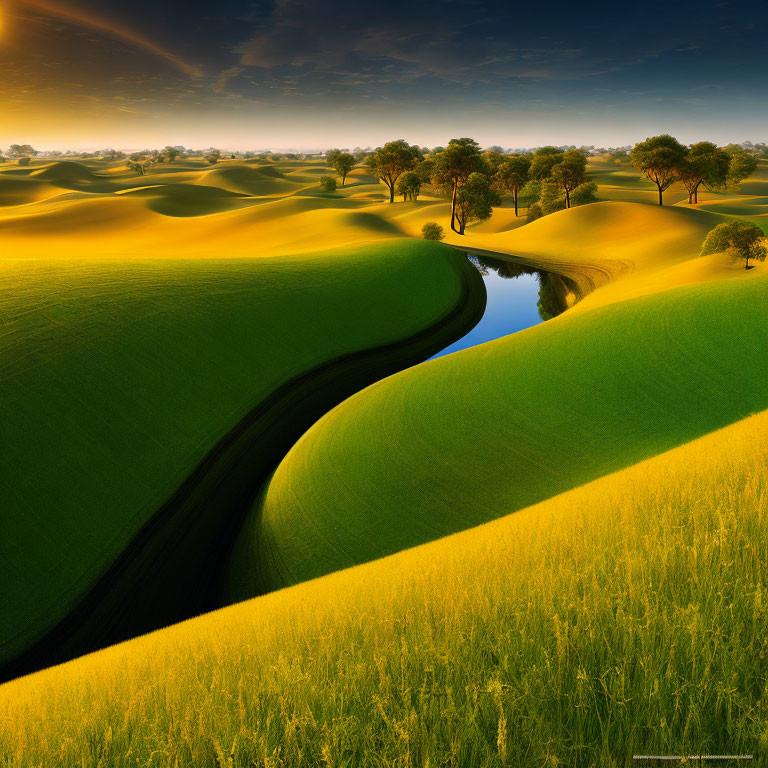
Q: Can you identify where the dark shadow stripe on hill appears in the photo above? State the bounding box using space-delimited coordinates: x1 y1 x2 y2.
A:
0 249 486 684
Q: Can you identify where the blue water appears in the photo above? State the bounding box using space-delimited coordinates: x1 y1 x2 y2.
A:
431 257 545 360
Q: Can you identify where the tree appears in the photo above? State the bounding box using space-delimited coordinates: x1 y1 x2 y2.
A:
494 154 531 216
630 134 687 205
549 149 587 208
483 146 506 172
326 148 342 167
332 152 355 186
8 144 36 158
204 148 222 164
700 220 766 269
422 222 445 241
529 146 565 181
540 181 567 214
365 140 421 203
431 138 485 232
395 171 422 201
319 175 337 192
163 145 181 162
526 202 544 222
18 156 31 166
724 144 758 188
571 181 599 206
453 173 501 234
678 142 730 204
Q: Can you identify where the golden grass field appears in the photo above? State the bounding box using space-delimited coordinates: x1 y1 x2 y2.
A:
1 152 767 766
2 405 766 767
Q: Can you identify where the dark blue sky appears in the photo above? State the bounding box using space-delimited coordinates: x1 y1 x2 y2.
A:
3 0 767 149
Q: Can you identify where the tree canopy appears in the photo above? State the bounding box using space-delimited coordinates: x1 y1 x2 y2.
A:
678 142 729 204
549 150 588 208
494 154 531 216
332 152 356 186
431 138 486 232
700 220 767 269
365 140 421 203
454 172 501 234
629 134 687 205
529 147 565 181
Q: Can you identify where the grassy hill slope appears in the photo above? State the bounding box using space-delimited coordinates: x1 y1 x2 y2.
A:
230 268 768 598
3 408 766 767
0 239 483 675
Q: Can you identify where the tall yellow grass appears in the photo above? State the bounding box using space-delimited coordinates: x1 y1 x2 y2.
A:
2 409 766 767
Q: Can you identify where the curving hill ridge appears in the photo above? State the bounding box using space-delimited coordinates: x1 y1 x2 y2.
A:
0 239 483 678
229 270 768 597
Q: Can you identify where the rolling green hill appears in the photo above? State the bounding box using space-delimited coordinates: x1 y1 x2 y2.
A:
229 270 768 599
0 239 483 677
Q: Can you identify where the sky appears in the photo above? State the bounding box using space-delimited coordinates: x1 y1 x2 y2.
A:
1 0 768 150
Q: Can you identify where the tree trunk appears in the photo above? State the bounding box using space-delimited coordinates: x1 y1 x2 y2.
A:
389 183 395 203
450 182 458 233
565 188 570 208
746 256 750 269
694 181 701 204
657 184 663 206
513 189 519 217
342 173 347 187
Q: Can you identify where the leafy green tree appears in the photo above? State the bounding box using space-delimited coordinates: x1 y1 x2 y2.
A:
549 150 587 208
526 202 544 222
396 171 422 201
415 158 435 185
365 140 421 203
17 156 31 166
494 154 531 216
204 148 222 164
483 146 506 172
571 181 599 207
540 181 567 214
529 146 565 181
454 173 501 234
431 138 486 232
332 152 355 186
319 175 337 192
724 144 758 188
163 145 181 162
422 222 445 241
630 134 687 205
678 142 730 204
326 148 342 167
700 220 766 269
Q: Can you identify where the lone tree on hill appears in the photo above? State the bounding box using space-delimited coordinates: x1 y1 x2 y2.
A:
494 154 531 216
422 221 445 240
319 175 337 193
549 150 588 208
332 152 355 186
678 142 730 204
396 170 422 201
365 140 421 203
700 220 766 269
453 172 501 234
630 134 687 205
431 138 486 232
